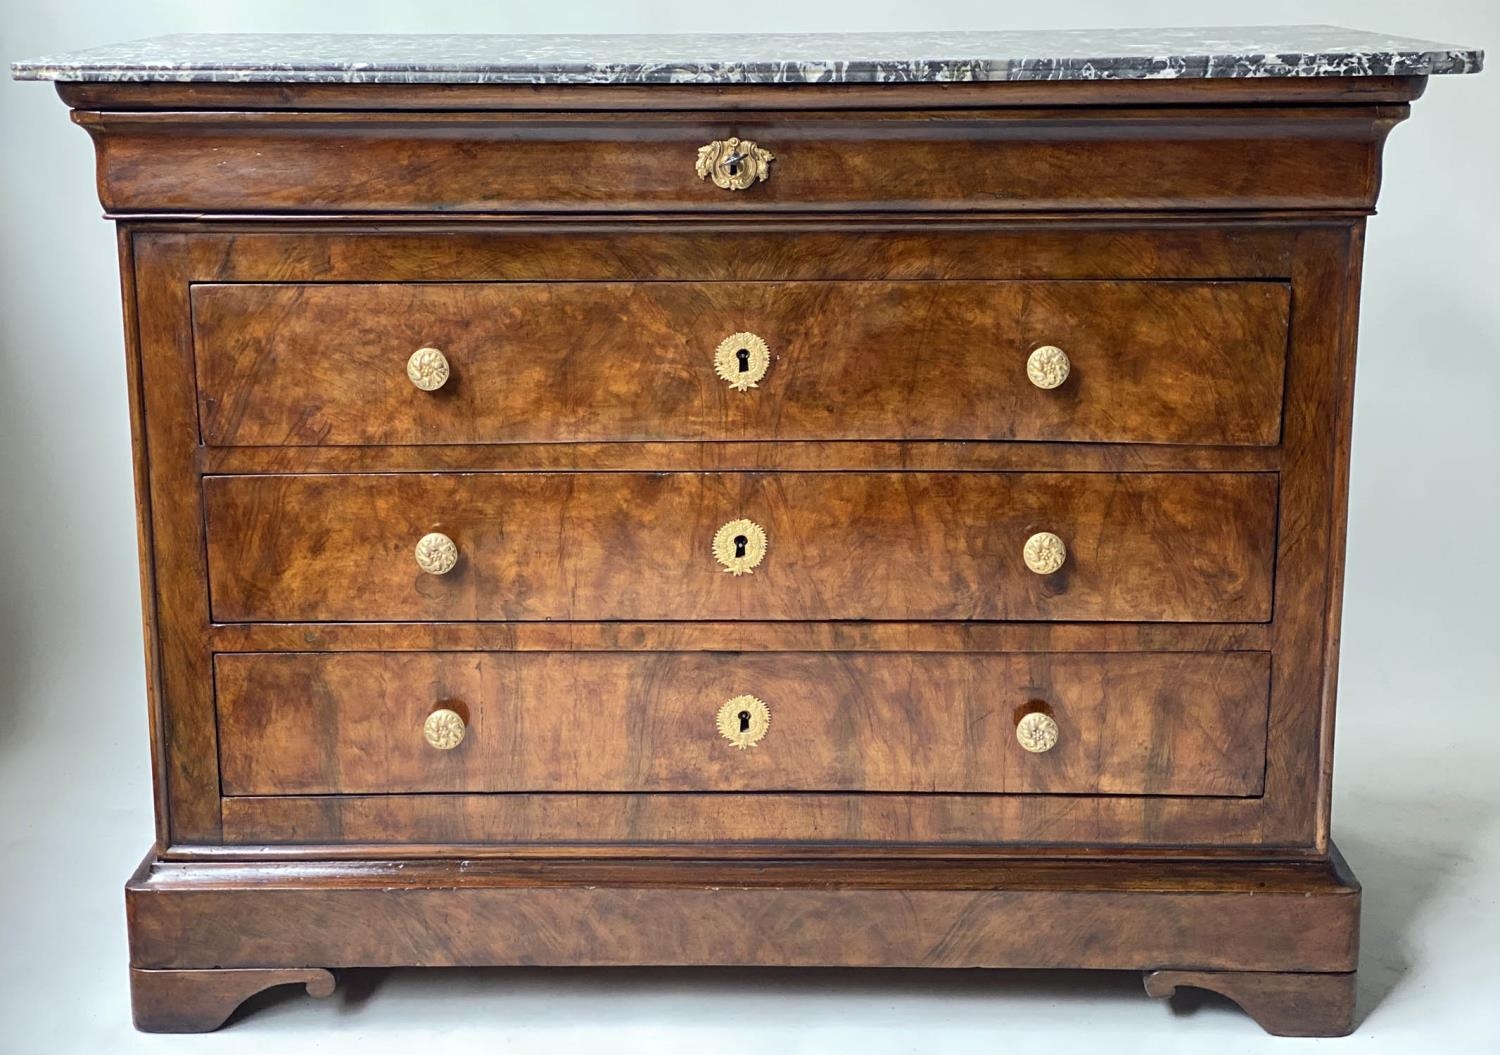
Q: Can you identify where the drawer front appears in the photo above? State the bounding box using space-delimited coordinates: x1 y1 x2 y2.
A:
193 280 1289 447
216 651 1270 796
204 471 1276 623
87 109 1391 214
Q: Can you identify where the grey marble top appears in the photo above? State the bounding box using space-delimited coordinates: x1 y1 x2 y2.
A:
11 27 1483 85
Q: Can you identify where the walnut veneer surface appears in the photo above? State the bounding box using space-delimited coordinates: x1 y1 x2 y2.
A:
13 27 1483 1037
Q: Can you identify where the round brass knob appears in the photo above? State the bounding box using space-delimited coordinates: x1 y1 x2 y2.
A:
1026 345 1071 390
695 137 775 191
414 531 459 575
1023 531 1067 575
423 708 466 750
713 518 768 576
406 347 450 392
1016 711 1059 754
716 694 771 750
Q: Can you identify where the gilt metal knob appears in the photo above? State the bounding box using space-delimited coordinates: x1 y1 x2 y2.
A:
423 708 466 750
1023 531 1067 575
407 347 450 391
1015 711 1059 754
1026 345 1071 390
414 532 459 575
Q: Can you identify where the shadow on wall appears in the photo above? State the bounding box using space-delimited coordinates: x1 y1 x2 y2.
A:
0 394 37 750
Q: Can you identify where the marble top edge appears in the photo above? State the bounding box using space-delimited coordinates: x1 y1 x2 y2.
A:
12 27 1484 85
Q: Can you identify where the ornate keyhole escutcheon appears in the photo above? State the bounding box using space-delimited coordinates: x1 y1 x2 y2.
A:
695 137 775 191
714 332 771 391
716 694 771 749
713 518 768 575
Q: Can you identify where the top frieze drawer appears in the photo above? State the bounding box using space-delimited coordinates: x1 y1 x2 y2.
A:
76 107 1395 214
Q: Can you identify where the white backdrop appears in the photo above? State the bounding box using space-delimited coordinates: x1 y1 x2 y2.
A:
1 2 1496 1052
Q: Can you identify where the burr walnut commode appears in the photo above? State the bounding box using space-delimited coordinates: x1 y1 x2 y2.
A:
12 28 1482 1036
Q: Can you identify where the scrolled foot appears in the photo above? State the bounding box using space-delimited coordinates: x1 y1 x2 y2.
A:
129 966 336 1033
1145 969 1356 1037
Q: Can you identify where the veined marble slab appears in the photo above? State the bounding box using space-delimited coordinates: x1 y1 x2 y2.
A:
11 27 1484 85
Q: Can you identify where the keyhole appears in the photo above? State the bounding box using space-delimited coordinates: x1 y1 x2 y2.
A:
738 710 751 732
726 159 740 176
736 347 751 372
734 535 748 558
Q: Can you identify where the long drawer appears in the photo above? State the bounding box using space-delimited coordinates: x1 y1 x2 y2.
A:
192 280 1290 447
203 471 1278 623
215 650 1271 796
85 108 1392 214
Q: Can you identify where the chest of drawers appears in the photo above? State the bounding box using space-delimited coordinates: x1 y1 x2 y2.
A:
14 27 1481 1037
